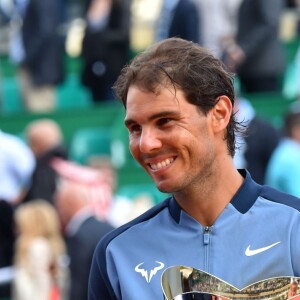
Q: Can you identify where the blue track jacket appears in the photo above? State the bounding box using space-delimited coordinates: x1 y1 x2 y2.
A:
88 170 300 300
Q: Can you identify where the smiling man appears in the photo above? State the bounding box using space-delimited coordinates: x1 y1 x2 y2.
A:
88 38 300 300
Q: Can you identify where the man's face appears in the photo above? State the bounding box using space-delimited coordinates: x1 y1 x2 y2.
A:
125 85 217 194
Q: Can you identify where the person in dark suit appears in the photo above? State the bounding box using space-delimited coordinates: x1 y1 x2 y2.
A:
155 0 200 43
20 0 65 112
55 179 114 300
81 0 131 102
222 0 286 93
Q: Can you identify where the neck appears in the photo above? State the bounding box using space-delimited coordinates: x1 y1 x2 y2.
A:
174 164 243 226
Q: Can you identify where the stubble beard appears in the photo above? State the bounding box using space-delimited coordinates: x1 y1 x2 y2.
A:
173 145 217 199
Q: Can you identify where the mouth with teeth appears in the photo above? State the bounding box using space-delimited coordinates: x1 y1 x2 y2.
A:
148 157 175 171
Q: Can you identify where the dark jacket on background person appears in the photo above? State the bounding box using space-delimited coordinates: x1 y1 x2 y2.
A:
244 116 280 184
81 0 131 101
66 215 114 300
169 0 200 43
22 0 65 86
0 200 14 298
23 145 68 204
236 0 286 83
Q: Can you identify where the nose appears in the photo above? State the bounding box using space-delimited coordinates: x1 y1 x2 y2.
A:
139 128 162 153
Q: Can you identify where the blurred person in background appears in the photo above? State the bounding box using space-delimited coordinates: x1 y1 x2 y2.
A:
0 130 35 206
88 155 154 227
0 130 35 299
12 200 69 300
87 155 131 227
155 0 200 43
81 0 131 102
233 97 280 184
0 200 14 299
265 109 300 197
5 0 29 67
195 0 242 58
18 0 65 112
23 119 68 204
0 69 2 110
55 179 114 300
222 0 287 93
296 44 300 99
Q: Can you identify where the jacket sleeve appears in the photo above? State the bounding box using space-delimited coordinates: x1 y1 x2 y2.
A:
291 215 300 274
88 241 117 300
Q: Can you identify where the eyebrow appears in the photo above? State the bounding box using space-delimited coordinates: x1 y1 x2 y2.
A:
124 110 180 127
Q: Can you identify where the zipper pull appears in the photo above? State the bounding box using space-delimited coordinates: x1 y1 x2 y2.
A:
203 226 210 245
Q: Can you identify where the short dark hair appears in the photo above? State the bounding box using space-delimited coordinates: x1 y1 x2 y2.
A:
113 37 239 156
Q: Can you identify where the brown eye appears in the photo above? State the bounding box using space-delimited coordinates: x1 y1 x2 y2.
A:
129 124 141 134
157 118 171 127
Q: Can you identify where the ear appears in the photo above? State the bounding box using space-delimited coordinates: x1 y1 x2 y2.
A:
210 96 233 133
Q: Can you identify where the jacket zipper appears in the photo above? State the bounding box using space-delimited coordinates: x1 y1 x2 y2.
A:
203 226 211 272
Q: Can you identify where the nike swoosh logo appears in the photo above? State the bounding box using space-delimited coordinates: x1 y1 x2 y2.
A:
245 241 281 256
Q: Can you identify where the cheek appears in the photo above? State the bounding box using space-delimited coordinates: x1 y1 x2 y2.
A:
129 137 139 157
188 128 213 155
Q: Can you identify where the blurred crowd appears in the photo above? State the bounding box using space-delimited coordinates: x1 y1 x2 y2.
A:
0 0 299 111
0 118 154 300
1 0 300 299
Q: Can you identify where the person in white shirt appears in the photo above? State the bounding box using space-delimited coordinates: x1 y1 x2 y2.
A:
195 0 242 58
0 130 35 298
0 130 35 204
